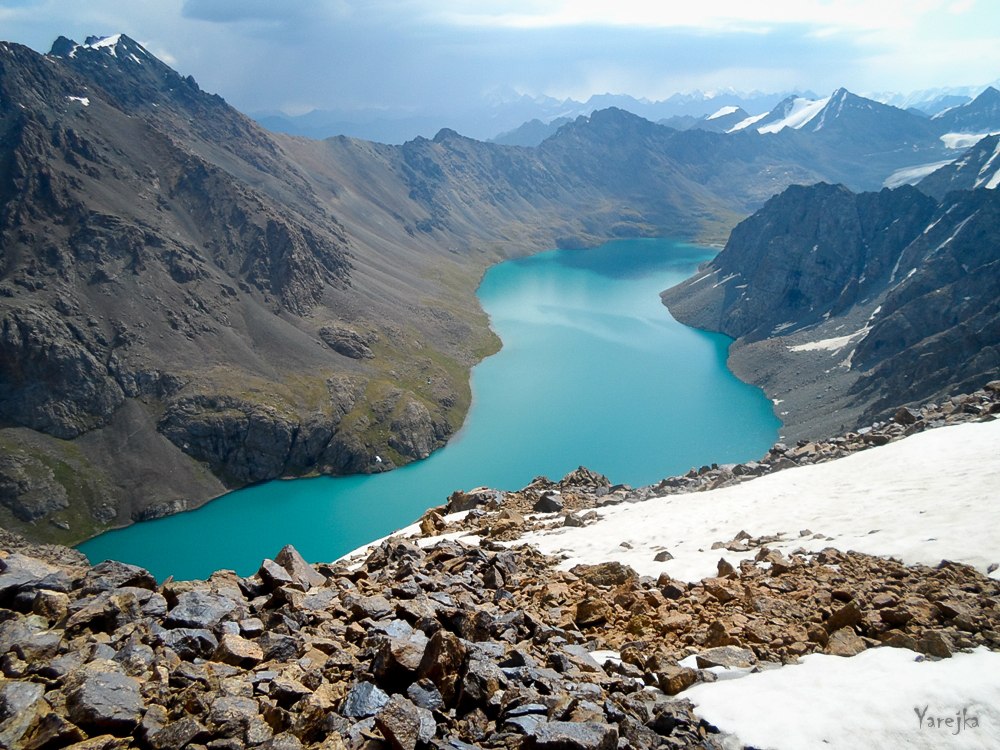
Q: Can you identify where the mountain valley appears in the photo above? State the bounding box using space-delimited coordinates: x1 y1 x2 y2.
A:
0 34 998 547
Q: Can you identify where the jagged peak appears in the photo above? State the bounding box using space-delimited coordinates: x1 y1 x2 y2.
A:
49 33 150 64
432 127 465 143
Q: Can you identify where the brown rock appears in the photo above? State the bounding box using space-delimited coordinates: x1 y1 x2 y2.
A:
570 562 638 587
826 628 866 657
660 611 692 630
918 631 954 659
574 597 612 627
826 600 863 632
695 646 756 669
274 545 327 590
704 578 740 603
375 694 435 750
657 665 698 695
213 633 264 667
417 630 467 705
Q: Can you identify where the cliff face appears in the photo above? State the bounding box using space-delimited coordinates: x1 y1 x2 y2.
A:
661 183 1000 440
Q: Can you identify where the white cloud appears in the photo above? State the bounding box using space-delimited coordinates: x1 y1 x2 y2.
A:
434 0 944 32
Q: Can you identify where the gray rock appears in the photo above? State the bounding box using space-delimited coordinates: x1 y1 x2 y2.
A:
533 492 564 513
695 646 757 669
258 558 295 589
0 679 45 722
149 716 209 750
526 721 619 750
66 666 145 733
166 590 238 629
342 681 390 719
274 544 327 590
208 694 259 736
319 325 374 359
157 627 219 659
0 553 75 598
375 694 435 750
82 559 157 593
345 593 394 621
406 679 444 711
388 398 441 461
0 451 69 522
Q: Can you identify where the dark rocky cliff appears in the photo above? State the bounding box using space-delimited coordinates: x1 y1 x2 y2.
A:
661 182 1000 440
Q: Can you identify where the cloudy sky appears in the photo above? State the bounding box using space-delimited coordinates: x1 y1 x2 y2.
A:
2 0 998 119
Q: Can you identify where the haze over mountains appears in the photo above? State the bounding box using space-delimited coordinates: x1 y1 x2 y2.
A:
255 81 1000 147
1 33 999 545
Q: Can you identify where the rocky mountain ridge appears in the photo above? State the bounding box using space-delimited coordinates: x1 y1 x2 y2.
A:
661 177 1000 441
0 384 998 749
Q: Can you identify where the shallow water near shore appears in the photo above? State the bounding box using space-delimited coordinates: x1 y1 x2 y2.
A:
79 238 780 580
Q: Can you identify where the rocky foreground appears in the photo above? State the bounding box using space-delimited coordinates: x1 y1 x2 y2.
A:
1 384 999 750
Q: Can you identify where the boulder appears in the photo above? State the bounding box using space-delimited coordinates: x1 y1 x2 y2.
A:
695 646 757 669
570 562 637 587
341 682 390 719
81 560 157 594
375 694 435 750
274 545 327 590
826 627 866 657
213 633 264 667
66 665 144 734
532 493 564 513
165 590 239 629
656 666 698 696
526 721 618 750
826 600 863 632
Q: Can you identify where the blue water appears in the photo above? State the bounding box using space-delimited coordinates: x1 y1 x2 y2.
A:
79 238 780 580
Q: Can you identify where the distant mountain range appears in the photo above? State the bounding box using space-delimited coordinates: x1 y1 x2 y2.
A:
2 33 999 545
254 82 1000 146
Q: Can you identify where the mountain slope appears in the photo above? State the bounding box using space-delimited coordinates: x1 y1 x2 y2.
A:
933 86 1000 133
917 134 1000 196
661 183 1000 439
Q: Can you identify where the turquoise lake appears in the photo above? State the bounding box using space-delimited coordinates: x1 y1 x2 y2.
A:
79 238 780 580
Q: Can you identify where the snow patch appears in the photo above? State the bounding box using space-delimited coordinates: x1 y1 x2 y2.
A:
84 34 123 55
519 419 1000 583
974 140 1000 189
787 331 862 352
941 132 999 150
727 112 767 133
686 647 1000 750
66 96 90 106
883 160 956 189
706 105 739 120
758 97 831 134
711 272 740 288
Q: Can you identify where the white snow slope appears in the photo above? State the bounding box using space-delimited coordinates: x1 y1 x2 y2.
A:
521 418 1000 582
686 646 1000 750
756 96 831 134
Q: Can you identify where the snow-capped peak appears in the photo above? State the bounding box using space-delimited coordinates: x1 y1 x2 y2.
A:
756 95 831 134
83 34 123 56
706 105 740 120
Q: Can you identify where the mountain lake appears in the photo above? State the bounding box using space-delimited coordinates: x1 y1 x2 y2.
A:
79 237 781 580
